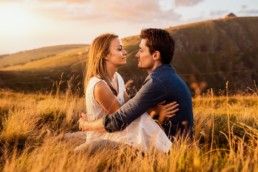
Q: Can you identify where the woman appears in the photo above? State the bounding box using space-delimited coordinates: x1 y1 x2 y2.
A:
76 33 178 153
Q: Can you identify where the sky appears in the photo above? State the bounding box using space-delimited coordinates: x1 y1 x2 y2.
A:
0 0 258 55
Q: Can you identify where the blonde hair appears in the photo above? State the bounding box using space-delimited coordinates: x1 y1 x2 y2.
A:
84 33 118 95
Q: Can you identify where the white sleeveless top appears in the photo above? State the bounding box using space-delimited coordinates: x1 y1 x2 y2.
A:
85 73 172 152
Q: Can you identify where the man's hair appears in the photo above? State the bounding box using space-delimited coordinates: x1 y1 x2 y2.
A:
140 28 175 64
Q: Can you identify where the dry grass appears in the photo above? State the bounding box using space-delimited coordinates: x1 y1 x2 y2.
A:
0 90 257 171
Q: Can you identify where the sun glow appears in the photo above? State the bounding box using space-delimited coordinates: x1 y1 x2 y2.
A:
0 4 39 35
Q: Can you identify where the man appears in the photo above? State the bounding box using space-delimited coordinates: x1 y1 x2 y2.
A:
79 28 193 140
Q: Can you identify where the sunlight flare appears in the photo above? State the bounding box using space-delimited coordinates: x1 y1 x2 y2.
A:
0 4 39 35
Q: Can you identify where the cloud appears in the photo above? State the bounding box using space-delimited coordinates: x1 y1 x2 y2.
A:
239 9 258 15
238 4 258 15
0 0 18 2
29 0 181 25
39 0 90 3
174 0 203 7
210 10 228 16
241 5 247 10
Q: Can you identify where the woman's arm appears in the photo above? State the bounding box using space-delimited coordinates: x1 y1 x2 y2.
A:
94 81 121 114
79 81 122 132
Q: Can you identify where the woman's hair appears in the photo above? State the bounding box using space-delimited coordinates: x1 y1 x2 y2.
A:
140 28 175 64
84 33 118 95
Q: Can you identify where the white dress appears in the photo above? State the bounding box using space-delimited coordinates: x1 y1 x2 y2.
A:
79 73 172 153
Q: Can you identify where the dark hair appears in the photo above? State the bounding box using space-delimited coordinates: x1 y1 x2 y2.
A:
140 28 175 64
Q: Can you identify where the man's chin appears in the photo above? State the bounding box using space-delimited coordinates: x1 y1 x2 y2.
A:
138 66 146 70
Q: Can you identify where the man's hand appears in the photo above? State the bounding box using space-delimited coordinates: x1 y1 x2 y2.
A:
78 112 88 131
78 113 106 132
80 112 88 121
78 118 86 131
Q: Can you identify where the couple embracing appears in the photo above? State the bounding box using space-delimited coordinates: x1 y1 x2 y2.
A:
76 28 193 153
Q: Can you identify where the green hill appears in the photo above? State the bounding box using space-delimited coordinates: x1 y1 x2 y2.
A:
0 17 258 95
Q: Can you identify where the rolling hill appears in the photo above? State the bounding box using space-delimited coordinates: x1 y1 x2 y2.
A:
169 16 258 92
0 16 257 95
0 44 86 68
0 45 89 93
119 16 258 94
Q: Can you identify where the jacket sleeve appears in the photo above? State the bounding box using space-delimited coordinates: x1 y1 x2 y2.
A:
103 76 166 132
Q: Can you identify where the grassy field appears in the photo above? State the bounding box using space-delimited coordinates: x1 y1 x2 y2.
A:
0 89 257 171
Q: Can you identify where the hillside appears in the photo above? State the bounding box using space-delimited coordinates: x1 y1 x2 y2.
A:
0 45 89 93
119 16 258 94
0 16 258 95
169 17 258 92
0 44 86 68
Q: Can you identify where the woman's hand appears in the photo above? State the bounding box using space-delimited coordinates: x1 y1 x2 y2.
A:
158 101 179 123
149 101 179 123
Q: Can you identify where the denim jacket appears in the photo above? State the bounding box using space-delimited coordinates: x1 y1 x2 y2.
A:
103 64 193 138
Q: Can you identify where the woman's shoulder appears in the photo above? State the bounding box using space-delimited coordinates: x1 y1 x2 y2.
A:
87 76 107 90
94 80 109 92
115 72 124 83
88 76 104 84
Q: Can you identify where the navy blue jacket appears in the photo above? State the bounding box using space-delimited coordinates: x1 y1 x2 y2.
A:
103 64 193 139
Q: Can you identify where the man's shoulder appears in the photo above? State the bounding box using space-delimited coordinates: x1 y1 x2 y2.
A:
150 64 176 79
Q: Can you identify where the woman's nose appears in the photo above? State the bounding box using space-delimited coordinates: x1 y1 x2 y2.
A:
135 51 139 58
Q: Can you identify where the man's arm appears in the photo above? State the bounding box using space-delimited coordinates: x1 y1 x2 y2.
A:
104 76 166 132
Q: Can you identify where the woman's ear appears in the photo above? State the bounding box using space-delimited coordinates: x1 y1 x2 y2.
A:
104 55 109 60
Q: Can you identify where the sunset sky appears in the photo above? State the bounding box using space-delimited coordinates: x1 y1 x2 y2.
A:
0 0 258 55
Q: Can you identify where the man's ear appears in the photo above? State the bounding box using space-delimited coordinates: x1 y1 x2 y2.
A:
152 51 161 61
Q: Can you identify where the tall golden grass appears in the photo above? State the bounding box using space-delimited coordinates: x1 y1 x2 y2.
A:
0 89 257 171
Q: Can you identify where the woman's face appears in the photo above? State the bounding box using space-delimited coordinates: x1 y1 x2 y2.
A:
105 38 127 67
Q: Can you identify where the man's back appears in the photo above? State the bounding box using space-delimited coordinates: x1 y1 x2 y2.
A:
150 64 193 138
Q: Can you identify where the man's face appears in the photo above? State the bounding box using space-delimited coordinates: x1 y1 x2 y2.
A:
135 39 155 72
